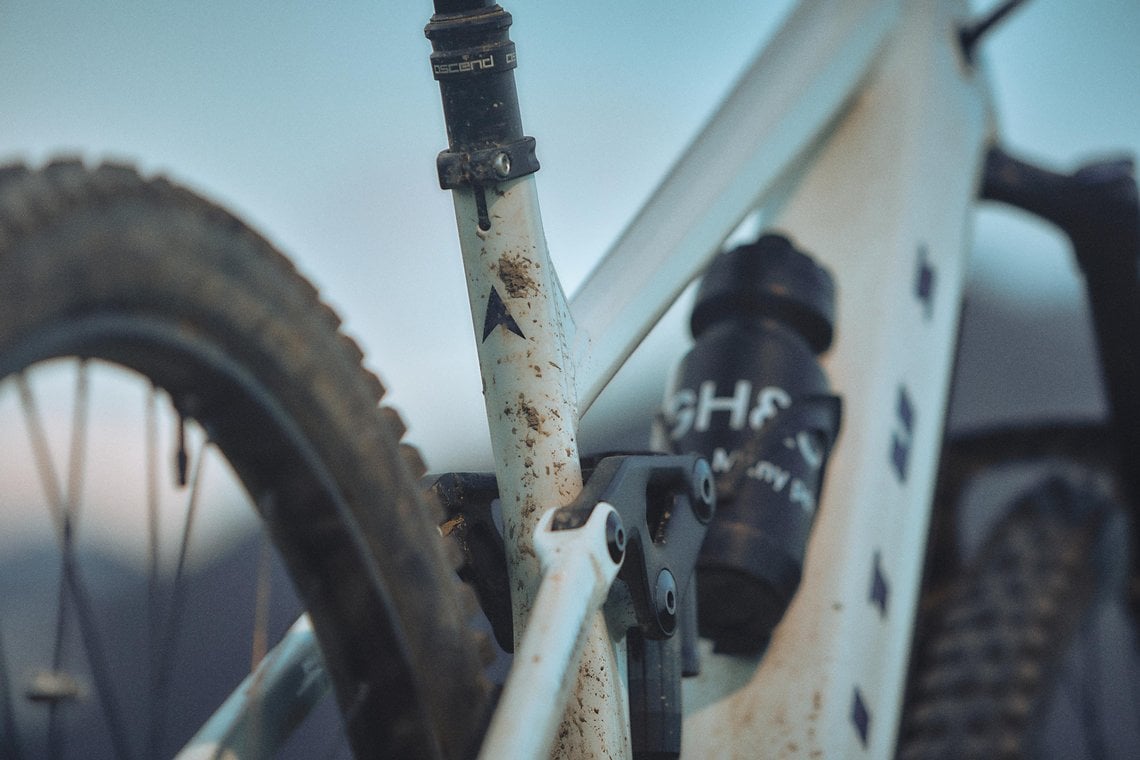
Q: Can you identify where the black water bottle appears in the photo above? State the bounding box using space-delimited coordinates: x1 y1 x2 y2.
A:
662 233 841 654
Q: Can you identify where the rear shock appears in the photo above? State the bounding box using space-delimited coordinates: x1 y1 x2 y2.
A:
662 233 842 654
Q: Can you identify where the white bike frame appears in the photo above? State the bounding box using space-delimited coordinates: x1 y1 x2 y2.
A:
181 0 993 757
464 0 991 757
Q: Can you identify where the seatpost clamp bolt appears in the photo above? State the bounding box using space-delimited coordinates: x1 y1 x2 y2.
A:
493 152 512 178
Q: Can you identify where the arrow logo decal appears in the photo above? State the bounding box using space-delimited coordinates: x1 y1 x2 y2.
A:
482 286 525 341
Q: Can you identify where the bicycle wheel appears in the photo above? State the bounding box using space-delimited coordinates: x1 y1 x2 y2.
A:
0 160 490 759
898 426 1140 759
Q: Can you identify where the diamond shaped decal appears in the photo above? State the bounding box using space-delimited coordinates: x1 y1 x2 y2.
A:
852 687 870 747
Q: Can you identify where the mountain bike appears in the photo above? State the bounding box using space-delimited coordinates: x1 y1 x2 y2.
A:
1 0 1138 757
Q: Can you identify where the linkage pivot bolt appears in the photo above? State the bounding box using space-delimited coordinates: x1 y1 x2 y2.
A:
691 459 715 523
655 568 678 635
605 510 626 565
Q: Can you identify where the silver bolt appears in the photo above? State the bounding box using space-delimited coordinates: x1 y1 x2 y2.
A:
492 152 512 178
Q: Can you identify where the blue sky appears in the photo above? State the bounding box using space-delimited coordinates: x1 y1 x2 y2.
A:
2 1 1138 466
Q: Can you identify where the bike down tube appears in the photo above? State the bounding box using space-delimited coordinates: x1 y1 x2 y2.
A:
426 4 629 758
684 0 992 755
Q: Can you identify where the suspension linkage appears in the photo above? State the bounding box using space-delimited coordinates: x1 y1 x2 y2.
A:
430 453 715 648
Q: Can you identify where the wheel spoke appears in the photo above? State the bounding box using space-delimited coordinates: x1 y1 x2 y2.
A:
169 436 207 630
150 435 208 755
15 373 66 540
146 385 162 620
45 566 69 758
65 361 89 525
145 384 161 758
252 529 273 672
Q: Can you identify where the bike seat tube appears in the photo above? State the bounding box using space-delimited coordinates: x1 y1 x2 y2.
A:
426 5 631 757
